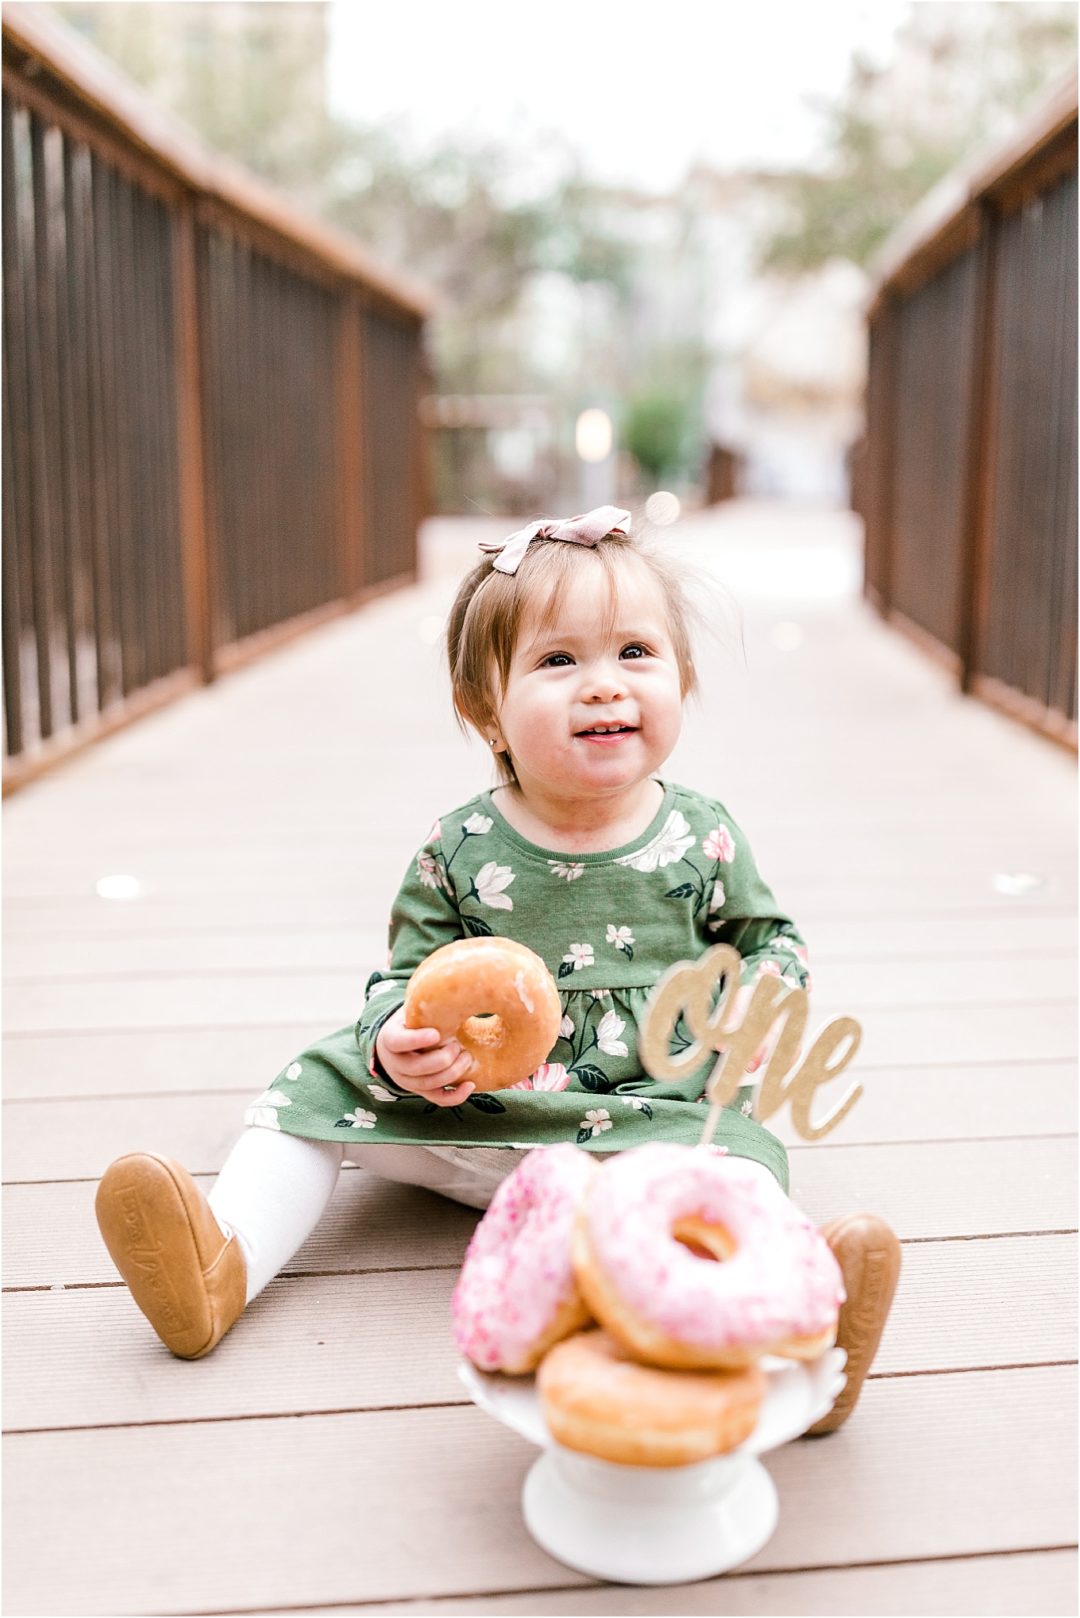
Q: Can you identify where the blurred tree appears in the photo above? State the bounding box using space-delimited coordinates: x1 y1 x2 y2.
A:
49 1 641 399
759 0 1078 272
620 344 710 485
51 2 345 192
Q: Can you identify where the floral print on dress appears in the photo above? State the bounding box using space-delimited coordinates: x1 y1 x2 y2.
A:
338 1107 377 1129
510 1062 572 1093
560 942 594 976
703 825 736 863
606 923 635 961
548 993 627 1091
596 1009 629 1058
578 1107 613 1142
245 1088 292 1129
424 813 495 900
473 861 515 909
614 809 695 872
549 861 585 881
416 851 450 893
458 859 517 936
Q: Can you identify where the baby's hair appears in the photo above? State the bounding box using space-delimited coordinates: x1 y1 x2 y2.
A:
445 521 733 787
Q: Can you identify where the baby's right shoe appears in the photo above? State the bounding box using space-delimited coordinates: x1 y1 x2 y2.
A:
95 1152 246 1359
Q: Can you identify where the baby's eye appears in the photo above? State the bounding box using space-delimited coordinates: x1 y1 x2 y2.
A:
541 652 574 668
620 643 648 659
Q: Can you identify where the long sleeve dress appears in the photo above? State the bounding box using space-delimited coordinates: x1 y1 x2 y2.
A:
243 779 810 1192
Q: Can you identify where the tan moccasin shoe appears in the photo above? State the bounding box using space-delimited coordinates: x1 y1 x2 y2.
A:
95 1153 247 1359
806 1212 901 1437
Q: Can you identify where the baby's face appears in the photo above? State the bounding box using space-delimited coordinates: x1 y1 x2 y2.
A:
494 557 684 803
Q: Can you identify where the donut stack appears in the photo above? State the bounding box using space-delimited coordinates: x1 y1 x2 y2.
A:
452 1141 845 1468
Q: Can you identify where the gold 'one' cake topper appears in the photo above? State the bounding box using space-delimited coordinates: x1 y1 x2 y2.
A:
637 944 863 1145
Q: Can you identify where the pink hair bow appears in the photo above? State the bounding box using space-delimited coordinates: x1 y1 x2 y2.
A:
478 505 632 575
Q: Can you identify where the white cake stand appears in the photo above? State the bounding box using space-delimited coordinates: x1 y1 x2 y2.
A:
460 1348 846 1585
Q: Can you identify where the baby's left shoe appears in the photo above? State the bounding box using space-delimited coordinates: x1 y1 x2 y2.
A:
95 1152 247 1358
807 1212 901 1437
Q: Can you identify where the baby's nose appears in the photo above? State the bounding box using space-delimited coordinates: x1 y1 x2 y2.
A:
584 664 627 701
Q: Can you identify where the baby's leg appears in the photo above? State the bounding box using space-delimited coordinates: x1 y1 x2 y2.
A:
209 1129 344 1301
343 1142 528 1212
96 1130 343 1358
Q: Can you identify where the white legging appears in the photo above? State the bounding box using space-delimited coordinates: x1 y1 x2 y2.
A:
207 1128 530 1302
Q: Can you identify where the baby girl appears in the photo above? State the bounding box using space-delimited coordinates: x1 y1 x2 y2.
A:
95 506 898 1433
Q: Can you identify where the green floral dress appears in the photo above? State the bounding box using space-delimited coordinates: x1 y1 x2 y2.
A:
245 780 810 1192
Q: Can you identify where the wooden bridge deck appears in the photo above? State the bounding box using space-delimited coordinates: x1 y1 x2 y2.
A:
3 501 1076 1616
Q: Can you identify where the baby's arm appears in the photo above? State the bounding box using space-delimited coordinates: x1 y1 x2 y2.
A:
700 803 812 1071
354 825 466 1094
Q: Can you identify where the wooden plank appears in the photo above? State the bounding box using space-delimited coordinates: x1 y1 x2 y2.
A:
3 1236 1073 1432
1 927 382 978
1 1021 332 1100
2 1368 1075 1616
354 1550 1078 1616
1 1170 479 1289
767 1061 1076 1147
4 953 1076 1033
786 1137 1076 1238
2 969 364 1030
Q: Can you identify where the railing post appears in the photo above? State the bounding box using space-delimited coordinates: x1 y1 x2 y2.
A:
873 296 899 619
956 198 1001 693
414 345 434 563
336 291 366 599
172 200 214 683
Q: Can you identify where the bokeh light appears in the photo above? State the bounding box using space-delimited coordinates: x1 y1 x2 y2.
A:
575 408 613 463
770 622 805 651
644 491 681 526
95 874 142 900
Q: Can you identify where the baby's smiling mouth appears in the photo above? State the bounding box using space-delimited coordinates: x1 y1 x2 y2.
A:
575 724 638 738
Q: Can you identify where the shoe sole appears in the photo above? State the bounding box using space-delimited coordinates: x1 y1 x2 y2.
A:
95 1153 221 1358
807 1213 901 1436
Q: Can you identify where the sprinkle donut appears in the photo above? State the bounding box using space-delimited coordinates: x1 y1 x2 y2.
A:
538 1328 766 1467
404 937 562 1092
572 1143 845 1370
453 1144 598 1374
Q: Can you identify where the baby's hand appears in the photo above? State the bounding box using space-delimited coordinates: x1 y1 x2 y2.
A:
375 1008 476 1107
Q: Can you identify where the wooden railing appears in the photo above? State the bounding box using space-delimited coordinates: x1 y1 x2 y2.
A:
2 4 431 792
856 72 1077 750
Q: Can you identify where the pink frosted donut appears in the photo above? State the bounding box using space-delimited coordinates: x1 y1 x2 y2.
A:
572 1143 844 1370
452 1144 598 1374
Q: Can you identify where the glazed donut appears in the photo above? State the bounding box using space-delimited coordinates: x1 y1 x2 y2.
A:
403 937 562 1092
453 1144 598 1374
572 1143 844 1370
538 1328 765 1467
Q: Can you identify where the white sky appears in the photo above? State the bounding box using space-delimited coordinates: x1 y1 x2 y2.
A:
327 0 912 192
